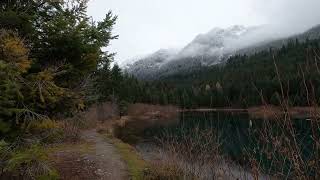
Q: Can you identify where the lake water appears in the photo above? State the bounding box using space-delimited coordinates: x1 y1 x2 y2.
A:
141 111 318 178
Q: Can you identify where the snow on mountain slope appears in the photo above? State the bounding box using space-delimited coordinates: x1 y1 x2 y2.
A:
123 25 309 79
124 49 179 79
177 25 249 58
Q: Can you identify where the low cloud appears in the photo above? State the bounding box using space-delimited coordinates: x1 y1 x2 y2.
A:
254 0 320 34
88 0 320 63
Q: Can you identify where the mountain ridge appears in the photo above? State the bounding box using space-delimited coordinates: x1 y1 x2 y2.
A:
123 24 320 80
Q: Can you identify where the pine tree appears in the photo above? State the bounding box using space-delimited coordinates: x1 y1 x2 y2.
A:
0 0 118 136
0 30 31 135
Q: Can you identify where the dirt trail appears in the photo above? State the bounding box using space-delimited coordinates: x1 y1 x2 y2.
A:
81 129 129 180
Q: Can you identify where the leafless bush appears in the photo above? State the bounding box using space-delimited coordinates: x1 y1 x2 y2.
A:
57 120 81 143
246 56 320 179
147 125 269 180
85 102 119 123
153 126 225 179
56 107 105 143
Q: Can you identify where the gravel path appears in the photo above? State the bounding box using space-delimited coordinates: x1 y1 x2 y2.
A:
81 129 129 180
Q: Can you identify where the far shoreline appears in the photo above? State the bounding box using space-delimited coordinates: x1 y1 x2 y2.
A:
179 105 320 119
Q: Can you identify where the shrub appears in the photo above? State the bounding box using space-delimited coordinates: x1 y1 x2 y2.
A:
27 119 59 133
143 163 187 180
27 115 88 144
0 140 11 173
150 127 224 179
57 120 81 143
2 144 58 180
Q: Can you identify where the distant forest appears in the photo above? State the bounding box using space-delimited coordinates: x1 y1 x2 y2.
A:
114 38 320 108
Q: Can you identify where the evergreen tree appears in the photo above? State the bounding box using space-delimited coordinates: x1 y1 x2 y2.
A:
0 0 118 136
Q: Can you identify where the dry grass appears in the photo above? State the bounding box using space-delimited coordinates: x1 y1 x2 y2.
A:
126 103 179 133
128 103 179 119
150 127 223 179
140 126 266 180
112 104 179 144
246 104 320 179
248 105 320 120
244 57 320 179
144 161 187 180
85 102 119 123
52 102 119 143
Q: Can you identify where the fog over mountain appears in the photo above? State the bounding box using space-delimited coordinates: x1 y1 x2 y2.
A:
88 0 320 64
176 25 292 59
123 24 320 79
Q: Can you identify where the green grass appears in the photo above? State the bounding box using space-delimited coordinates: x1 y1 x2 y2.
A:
103 134 148 180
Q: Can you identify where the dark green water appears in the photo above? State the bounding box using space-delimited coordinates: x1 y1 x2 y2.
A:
143 111 319 176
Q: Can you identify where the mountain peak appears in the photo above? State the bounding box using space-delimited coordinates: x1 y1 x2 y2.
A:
178 25 254 58
124 24 320 80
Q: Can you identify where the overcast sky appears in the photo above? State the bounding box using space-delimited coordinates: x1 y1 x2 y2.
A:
87 0 320 64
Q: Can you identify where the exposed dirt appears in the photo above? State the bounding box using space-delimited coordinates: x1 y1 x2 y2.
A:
81 129 129 180
50 129 128 180
51 149 99 180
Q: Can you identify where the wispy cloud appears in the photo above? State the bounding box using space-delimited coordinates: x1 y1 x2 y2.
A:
88 0 320 63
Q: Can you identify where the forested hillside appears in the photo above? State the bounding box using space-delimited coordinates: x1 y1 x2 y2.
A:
126 38 320 108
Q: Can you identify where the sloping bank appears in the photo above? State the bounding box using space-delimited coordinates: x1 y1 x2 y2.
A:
100 103 183 179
